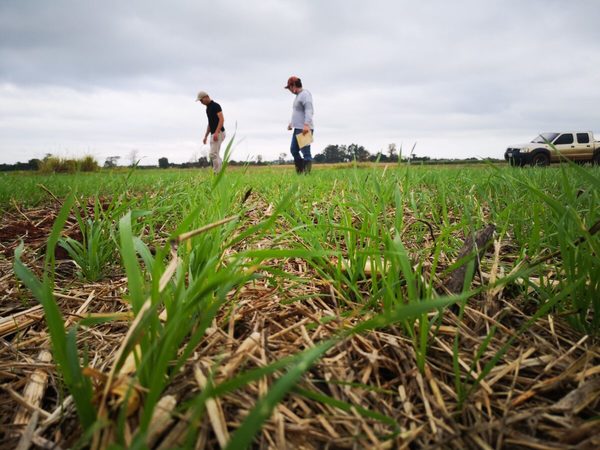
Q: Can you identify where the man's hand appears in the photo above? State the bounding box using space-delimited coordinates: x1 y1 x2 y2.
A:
203 136 208 145
287 123 292 131
213 132 220 142
302 124 310 135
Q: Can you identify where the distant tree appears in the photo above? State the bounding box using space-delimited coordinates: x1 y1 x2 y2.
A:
198 156 210 168
28 159 41 170
0 156 99 172
128 149 140 167
370 152 389 162
104 156 120 168
0 161 36 171
313 153 326 163
320 144 346 163
256 154 263 165
278 153 287 164
347 143 370 162
80 155 99 172
39 156 78 173
158 157 169 169
387 143 398 162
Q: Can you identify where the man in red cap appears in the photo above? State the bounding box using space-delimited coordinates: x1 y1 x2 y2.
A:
285 76 314 173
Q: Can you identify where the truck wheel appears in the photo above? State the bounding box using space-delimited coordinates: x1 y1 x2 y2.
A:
531 152 550 167
594 152 600 165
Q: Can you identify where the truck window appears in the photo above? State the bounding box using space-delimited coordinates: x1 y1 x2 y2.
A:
554 134 574 145
533 133 559 143
576 133 590 144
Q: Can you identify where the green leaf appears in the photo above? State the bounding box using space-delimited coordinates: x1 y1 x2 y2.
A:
225 340 336 450
295 387 397 428
118 211 145 313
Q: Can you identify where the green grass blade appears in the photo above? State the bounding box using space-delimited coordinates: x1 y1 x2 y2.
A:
294 386 397 428
118 211 145 313
225 340 335 450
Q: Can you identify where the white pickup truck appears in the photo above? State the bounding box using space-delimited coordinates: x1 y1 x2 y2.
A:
504 131 600 166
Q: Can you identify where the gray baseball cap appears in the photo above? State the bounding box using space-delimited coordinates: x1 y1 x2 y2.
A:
196 91 209 101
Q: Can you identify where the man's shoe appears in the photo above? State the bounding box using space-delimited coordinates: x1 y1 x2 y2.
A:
294 159 304 174
304 161 312 174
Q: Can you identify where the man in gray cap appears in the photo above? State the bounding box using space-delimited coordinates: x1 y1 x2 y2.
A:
196 91 225 173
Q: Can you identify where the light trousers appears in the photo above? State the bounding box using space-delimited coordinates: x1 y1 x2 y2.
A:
209 131 225 173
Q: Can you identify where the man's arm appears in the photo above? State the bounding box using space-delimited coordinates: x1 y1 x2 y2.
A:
302 92 313 135
213 111 224 141
203 124 210 145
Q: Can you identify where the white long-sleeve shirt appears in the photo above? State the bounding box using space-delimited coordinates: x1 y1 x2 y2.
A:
291 89 314 129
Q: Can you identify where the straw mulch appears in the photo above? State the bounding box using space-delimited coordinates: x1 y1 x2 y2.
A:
1 197 599 450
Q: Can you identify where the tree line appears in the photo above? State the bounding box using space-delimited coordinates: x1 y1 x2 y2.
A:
1 144 504 172
0 155 99 172
314 143 401 163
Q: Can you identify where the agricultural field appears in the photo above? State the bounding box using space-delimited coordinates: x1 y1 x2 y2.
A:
0 162 599 449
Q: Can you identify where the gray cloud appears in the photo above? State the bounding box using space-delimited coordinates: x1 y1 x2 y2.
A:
1 0 599 164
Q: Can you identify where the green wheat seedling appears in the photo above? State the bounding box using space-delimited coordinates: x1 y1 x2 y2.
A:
14 194 97 430
58 217 114 282
93 183 308 447
56 194 145 282
7 160 600 448
492 161 600 333
524 192 599 331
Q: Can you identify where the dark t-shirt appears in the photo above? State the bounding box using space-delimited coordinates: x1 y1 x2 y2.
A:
206 101 225 134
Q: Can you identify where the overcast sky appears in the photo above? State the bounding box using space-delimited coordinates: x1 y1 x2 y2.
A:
1 0 599 165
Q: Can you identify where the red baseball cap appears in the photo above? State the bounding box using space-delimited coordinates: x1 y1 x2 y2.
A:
284 76 300 89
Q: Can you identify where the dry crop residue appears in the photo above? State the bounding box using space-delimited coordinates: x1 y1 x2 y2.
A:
1 195 599 449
